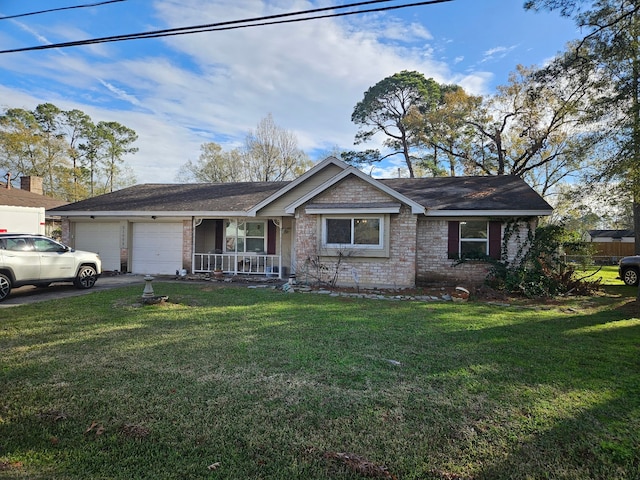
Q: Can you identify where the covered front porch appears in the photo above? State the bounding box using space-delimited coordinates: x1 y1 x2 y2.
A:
191 217 292 278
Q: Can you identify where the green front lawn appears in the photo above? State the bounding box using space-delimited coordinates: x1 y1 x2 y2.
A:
575 265 624 286
1 283 639 479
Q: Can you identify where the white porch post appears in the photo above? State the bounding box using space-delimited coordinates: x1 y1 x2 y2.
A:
279 219 283 279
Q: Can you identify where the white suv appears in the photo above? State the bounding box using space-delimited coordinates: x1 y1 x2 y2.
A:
0 234 102 302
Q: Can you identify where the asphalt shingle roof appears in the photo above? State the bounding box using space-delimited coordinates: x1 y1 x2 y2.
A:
49 175 551 214
0 184 67 209
588 229 634 239
380 175 551 212
50 182 290 212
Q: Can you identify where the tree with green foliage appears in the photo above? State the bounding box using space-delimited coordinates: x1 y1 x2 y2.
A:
32 103 70 197
525 0 640 299
95 121 138 193
350 70 442 178
411 64 600 194
0 108 45 181
176 142 245 183
406 85 482 176
0 103 137 200
62 109 94 201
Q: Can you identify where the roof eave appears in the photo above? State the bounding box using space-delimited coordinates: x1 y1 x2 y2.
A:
424 209 553 217
51 210 250 218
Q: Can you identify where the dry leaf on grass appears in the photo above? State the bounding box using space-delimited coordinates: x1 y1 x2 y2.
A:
0 461 23 470
324 451 397 479
85 421 105 436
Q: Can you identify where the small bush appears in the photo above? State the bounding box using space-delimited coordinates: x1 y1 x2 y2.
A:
484 224 601 297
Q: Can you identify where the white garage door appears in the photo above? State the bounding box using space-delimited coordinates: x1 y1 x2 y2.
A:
75 222 122 272
132 223 183 275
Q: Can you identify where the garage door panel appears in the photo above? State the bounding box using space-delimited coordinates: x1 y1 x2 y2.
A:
75 222 121 272
132 223 183 275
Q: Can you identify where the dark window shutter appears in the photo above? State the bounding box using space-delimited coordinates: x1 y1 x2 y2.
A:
215 220 224 252
448 221 459 259
489 221 502 260
267 220 277 255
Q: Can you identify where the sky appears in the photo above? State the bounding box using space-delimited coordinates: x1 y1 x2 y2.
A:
0 0 580 184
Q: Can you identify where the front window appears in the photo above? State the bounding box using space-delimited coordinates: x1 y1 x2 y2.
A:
324 217 382 248
32 237 66 252
460 220 488 256
225 220 266 253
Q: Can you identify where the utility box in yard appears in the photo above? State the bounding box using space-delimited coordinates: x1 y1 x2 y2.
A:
0 205 45 234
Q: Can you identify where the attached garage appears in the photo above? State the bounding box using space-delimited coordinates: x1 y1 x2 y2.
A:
132 222 183 275
74 222 122 272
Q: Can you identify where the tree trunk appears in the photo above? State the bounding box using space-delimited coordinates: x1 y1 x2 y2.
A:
633 48 640 301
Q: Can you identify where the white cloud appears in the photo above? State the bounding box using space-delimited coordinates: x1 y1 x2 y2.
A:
0 0 494 183
98 79 142 107
12 19 52 46
481 44 518 63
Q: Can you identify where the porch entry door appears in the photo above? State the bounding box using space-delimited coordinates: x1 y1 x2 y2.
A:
132 222 183 275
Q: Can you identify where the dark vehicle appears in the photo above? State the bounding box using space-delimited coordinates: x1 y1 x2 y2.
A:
0 233 102 302
619 255 640 286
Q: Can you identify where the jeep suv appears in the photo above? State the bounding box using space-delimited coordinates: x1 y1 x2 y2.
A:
619 255 640 286
0 234 102 302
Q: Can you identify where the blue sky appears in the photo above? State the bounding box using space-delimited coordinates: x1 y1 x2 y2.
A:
0 0 579 183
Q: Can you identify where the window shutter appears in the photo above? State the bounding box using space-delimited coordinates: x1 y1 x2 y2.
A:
448 221 459 259
489 221 502 260
267 220 277 255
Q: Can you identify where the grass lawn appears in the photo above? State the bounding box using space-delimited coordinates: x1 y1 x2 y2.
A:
1 281 639 479
574 265 625 286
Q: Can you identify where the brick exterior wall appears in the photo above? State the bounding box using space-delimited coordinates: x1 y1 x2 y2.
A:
61 218 71 246
294 176 416 288
504 219 537 263
416 218 538 286
182 219 193 272
416 218 490 285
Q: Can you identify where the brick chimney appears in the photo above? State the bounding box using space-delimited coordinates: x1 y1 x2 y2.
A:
21 176 43 195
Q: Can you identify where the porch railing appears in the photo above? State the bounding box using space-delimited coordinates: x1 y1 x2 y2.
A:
193 253 282 277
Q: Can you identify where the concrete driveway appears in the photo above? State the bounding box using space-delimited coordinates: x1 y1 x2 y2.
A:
0 274 148 307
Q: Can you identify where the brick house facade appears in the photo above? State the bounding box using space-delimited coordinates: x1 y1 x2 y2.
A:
50 157 552 287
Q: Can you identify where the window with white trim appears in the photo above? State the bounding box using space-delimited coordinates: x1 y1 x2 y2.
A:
225 220 266 253
323 217 382 248
459 220 488 256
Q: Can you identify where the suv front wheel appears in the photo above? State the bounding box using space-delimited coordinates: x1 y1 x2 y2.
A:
622 267 639 286
74 266 98 289
0 273 11 302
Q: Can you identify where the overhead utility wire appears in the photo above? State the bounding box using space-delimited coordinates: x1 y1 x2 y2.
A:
0 0 126 21
2 0 395 46
0 0 453 54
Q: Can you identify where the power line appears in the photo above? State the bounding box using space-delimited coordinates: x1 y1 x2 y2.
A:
0 0 453 54
0 0 126 21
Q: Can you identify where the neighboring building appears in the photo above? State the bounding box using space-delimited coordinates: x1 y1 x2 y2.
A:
49 157 552 287
587 229 635 259
0 176 67 235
